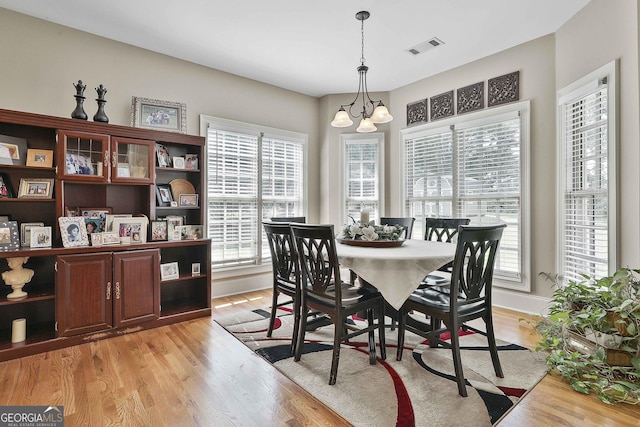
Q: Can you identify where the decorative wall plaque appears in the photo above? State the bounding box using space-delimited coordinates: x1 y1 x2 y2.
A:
457 82 484 114
406 99 428 126
488 71 519 107
430 90 454 121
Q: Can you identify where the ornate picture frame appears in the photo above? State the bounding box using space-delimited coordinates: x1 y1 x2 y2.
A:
58 216 90 248
131 97 187 134
18 178 54 199
0 221 20 251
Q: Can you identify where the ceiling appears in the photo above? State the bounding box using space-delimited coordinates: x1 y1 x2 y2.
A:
0 0 591 97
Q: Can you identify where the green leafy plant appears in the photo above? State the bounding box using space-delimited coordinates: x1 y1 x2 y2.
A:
535 268 640 404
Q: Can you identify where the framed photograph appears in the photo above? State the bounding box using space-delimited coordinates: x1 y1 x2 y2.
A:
105 214 131 232
155 143 171 167
84 218 103 234
172 157 185 169
30 226 52 248
18 178 54 199
112 216 148 244
20 222 44 247
131 97 187 134
156 184 174 207
90 232 103 247
81 208 112 219
182 224 204 240
101 232 120 246
165 215 184 241
26 149 54 168
0 221 20 251
160 262 180 281
0 134 27 165
58 216 90 248
150 220 168 241
192 263 201 276
65 152 95 175
0 173 13 198
185 154 198 170
179 194 199 207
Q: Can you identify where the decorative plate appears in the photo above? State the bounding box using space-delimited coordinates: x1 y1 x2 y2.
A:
169 178 196 200
336 238 405 248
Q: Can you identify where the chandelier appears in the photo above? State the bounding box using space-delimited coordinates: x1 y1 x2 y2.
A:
331 11 393 133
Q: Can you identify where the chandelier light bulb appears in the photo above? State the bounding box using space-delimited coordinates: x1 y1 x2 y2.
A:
371 103 393 124
356 117 377 133
331 108 354 127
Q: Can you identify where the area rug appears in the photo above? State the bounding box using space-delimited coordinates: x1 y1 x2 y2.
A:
215 304 548 427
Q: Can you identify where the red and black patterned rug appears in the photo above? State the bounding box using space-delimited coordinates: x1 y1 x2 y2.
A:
216 305 547 427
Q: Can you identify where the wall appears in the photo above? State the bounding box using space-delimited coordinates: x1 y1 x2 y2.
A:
0 9 321 298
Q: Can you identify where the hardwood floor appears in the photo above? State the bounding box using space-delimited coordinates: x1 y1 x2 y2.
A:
0 289 638 426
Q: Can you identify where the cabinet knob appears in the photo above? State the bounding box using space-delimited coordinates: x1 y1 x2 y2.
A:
115 282 121 300
106 282 111 300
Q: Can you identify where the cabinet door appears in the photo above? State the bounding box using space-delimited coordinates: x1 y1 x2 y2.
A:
56 253 113 337
57 130 110 181
111 137 155 184
113 249 160 327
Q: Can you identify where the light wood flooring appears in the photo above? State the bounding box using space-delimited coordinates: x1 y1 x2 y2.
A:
0 289 638 426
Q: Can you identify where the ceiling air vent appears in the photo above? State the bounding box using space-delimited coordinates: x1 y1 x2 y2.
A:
406 37 445 56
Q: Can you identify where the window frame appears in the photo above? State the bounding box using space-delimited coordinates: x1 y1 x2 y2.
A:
201 115 308 273
556 60 618 280
401 101 530 291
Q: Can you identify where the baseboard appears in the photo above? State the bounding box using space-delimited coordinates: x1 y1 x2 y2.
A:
493 288 550 315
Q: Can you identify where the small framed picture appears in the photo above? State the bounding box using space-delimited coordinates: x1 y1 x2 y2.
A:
30 226 52 248
150 220 168 241
112 216 148 244
183 225 204 240
156 184 174 207
155 143 171 167
81 208 112 219
172 157 185 169
58 216 90 248
90 232 103 247
18 178 54 199
160 262 180 281
192 263 201 276
26 149 54 168
0 173 13 198
20 222 44 247
179 194 199 207
85 218 103 234
101 232 120 246
105 214 132 232
0 215 10 222
131 97 187 134
0 221 20 251
0 134 27 165
166 215 184 241
185 154 198 170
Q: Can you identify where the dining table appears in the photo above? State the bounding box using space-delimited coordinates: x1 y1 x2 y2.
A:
336 239 457 310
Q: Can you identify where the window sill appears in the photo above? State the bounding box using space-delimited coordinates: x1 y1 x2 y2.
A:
213 264 271 280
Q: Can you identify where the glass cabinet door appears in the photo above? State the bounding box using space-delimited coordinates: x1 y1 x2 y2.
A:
111 137 155 184
57 130 109 181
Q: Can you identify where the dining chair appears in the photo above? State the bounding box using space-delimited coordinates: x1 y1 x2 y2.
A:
420 217 471 288
270 216 306 223
290 223 386 385
396 223 507 397
263 221 301 354
379 217 415 239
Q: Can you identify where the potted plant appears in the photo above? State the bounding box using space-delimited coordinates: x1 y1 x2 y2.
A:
535 268 640 404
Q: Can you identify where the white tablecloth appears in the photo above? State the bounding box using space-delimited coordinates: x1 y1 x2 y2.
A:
336 240 456 310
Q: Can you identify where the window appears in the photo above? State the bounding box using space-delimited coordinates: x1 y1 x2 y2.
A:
341 133 384 224
402 102 529 289
557 60 617 282
203 116 306 268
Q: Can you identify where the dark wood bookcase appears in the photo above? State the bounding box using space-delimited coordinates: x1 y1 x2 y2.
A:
0 108 211 361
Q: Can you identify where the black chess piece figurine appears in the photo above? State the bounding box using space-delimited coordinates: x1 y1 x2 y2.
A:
71 80 88 120
93 84 109 123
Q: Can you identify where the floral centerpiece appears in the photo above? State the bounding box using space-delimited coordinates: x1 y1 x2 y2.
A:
339 221 404 241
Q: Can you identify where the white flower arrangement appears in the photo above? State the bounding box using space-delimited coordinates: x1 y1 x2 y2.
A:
339 222 404 241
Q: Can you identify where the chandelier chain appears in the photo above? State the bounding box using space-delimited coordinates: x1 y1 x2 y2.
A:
360 16 366 66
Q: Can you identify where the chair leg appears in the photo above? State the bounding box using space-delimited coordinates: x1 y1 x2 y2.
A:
447 319 467 397
267 289 279 337
377 300 386 360
396 308 406 361
294 307 308 362
367 308 376 365
290 294 301 355
485 313 504 378
329 318 342 385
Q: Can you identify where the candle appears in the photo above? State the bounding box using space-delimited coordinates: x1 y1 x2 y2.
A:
11 318 26 343
360 210 369 225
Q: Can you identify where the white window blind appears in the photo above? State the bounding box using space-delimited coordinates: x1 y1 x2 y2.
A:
206 119 305 268
559 78 610 282
403 105 527 283
341 134 384 223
